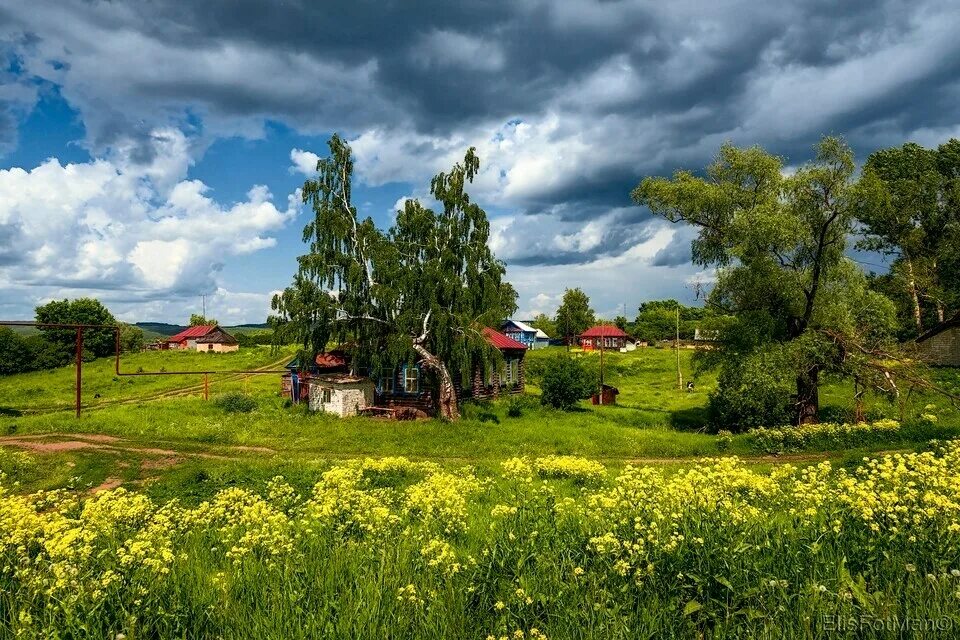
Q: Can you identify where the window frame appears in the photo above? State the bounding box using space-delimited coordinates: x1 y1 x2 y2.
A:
378 368 395 394
403 365 420 394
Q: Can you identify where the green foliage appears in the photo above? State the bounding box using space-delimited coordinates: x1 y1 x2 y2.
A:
119 323 145 353
613 315 628 331
271 135 516 416
35 298 116 362
554 288 595 340
540 355 593 410
190 314 219 327
633 300 720 343
856 139 960 337
214 392 258 414
708 347 794 433
634 137 912 424
529 313 556 339
236 330 275 347
0 328 34 375
749 418 902 454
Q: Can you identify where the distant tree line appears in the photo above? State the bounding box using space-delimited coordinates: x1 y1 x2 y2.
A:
0 298 143 375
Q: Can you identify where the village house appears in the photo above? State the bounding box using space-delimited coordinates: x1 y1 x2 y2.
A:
281 327 527 417
194 328 240 353
164 325 239 352
164 325 215 350
501 319 550 349
915 314 960 366
578 325 630 350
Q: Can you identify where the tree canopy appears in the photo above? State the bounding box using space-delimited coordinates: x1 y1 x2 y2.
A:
554 288 595 341
35 298 117 362
271 134 516 419
190 314 219 327
634 137 902 426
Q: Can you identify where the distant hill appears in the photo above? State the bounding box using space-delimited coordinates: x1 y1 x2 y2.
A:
135 322 186 337
134 322 270 337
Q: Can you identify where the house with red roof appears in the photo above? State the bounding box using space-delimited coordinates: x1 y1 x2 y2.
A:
282 327 527 416
578 324 631 351
165 325 238 352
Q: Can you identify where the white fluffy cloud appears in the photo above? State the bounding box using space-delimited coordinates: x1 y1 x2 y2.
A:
0 128 297 320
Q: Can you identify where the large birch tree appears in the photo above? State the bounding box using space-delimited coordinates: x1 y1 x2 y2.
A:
270 135 515 419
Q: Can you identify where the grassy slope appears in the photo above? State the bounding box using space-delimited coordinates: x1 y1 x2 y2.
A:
1 345 958 497
0 346 295 413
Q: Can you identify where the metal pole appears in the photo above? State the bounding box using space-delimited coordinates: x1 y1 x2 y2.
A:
676 304 683 391
204 373 209 401
75 327 83 418
599 329 605 404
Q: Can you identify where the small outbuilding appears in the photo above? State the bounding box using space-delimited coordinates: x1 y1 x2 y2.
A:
308 374 375 417
591 384 619 405
915 314 960 366
195 328 239 353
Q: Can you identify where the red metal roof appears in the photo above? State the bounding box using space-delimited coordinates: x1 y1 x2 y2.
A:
167 325 216 342
579 324 629 338
483 326 527 350
315 352 348 368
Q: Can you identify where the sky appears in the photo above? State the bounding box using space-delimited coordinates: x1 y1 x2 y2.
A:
1 1 959 325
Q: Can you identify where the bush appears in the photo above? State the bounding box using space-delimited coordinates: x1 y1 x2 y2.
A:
539 355 593 410
214 392 258 414
707 350 793 433
506 397 523 418
716 430 733 452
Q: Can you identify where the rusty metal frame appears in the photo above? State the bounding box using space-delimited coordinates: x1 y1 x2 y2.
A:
1 321 287 417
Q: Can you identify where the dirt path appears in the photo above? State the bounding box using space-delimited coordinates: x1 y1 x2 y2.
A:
0 432 276 460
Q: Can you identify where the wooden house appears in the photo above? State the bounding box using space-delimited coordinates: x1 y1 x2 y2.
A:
375 327 528 413
502 319 549 349
578 325 630 350
281 328 527 417
916 314 960 366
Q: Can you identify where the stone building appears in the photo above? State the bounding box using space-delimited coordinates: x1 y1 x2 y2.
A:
915 315 960 366
307 374 376 417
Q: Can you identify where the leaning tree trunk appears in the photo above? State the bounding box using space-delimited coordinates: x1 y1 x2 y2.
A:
795 367 820 425
411 342 460 420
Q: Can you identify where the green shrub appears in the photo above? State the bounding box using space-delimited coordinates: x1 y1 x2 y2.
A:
707 351 793 433
214 392 257 414
716 430 733 452
539 355 592 410
506 397 523 418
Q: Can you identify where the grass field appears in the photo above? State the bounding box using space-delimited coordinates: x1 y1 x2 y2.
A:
1 345 959 637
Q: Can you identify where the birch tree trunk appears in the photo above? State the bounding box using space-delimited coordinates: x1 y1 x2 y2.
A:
905 256 923 333
412 341 460 420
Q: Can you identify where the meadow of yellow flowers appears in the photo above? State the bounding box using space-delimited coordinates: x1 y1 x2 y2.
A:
2 446 960 638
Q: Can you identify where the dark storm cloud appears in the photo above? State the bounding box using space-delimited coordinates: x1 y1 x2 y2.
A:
2 0 960 269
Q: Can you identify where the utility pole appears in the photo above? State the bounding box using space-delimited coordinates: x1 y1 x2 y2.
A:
599 326 605 404
202 294 207 320
676 304 683 391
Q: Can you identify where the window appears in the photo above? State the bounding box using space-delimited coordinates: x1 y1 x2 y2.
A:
403 365 420 394
504 358 519 385
321 388 332 403
207 343 214 351
378 368 395 394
